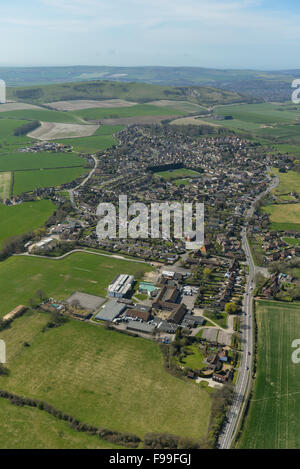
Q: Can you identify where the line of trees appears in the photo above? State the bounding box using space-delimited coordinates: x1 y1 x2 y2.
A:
14 120 41 136
0 390 141 448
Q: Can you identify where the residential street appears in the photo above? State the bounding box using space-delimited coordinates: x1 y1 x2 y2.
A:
218 171 279 449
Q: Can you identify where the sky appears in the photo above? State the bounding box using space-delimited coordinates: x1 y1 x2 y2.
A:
0 0 300 69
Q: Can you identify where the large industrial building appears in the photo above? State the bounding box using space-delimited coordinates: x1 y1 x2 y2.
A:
95 300 127 322
107 274 134 298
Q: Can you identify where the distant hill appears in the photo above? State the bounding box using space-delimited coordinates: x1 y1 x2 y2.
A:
1 65 299 101
6 80 254 108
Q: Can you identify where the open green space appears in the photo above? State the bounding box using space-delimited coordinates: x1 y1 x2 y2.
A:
154 168 201 180
0 199 55 249
283 237 300 246
58 125 124 153
270 168 300 195
0 398 125 449
0 313 211 442
238 300 300 449
262 203 300 232
0 109 83 124
0 252 153 316
13 167 87 195
0 152 84 172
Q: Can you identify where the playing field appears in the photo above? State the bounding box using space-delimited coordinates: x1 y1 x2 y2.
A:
238 300 300 449
0 252 153 316
0 172 11 199
0 313 211 442
0 200 55 250
262 203 300 231
154 168 201 180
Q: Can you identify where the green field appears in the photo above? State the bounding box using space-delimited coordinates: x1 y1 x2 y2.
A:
0 109 83 124
271 168 300 195
0 313 211 443
58 125 124 153
0 152 84 172
0 200 55 249
239 300 300 449
213 103 300 142
154 168 201 180
283 237 300 246
13 167 87 195
262 203 300 231
0 252 153 316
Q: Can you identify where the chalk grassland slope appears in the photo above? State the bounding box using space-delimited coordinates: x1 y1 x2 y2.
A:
0 200 55 249
238 300 300 449
0 312 124 450
6 80 247 107
13 167 87 195
28 122 100 141
148 100 207 113
0 252 153 316
0 172 11 199
0 313 211 441
46 99 137 111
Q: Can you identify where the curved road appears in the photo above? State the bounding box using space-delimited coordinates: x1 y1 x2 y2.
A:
218 170 279 449
68 154 98 208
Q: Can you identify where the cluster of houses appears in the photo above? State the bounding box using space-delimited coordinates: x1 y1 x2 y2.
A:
19 142 72 153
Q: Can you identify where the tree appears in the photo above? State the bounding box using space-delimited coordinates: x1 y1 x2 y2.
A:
225 302 238 314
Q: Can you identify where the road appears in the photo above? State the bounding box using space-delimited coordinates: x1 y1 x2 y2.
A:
218 170 279 449
68 154 98 208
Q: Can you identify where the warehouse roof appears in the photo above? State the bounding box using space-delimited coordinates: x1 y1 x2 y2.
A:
95 300 126 321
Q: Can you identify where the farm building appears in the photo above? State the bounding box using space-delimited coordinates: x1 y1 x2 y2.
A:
95 300 126 322
3 305 27 323
108 274 134 298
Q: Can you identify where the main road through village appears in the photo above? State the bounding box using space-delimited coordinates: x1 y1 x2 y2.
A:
218 169 279 449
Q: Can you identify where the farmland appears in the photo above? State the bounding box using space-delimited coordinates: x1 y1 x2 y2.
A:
262 203 300 231
0 200 55 249
0 251 153 316
13 167 87 195
57 125 124 153
0 152 84 172
0 172 11 199
0 314 211 442
238 300 300 449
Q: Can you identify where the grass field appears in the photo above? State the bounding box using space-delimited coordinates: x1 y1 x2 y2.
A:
0 200 55 249
0 152 84 172
0 313 211 442
13 167 87 195
0 172 11 199
58 125 124 153
0 252 153 316
238 300 300 449
154 168 201 180
0 398 124 449
262 203 300 231
270 168 300 195
213 103 300 142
